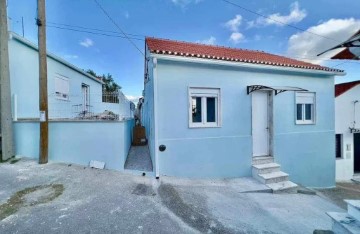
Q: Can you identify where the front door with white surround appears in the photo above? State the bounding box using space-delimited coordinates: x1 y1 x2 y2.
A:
252 91 270 157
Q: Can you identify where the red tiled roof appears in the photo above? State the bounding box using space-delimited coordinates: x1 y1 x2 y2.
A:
146 37 344 73
332 48 360 60
335 81 360 97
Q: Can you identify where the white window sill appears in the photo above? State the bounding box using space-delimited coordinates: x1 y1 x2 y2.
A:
189 123 221 128
296 121 315 125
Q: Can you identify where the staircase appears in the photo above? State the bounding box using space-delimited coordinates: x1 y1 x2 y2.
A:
252 156 297 193
327 200 360 233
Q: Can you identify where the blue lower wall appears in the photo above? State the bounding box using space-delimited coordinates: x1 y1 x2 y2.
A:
14 119 134 171
159 136 252 178
274 131 335 187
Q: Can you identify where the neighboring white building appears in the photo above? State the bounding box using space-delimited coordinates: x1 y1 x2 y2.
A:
335 81 360 181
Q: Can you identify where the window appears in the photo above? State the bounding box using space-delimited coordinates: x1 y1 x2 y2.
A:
336 134 342 159
295 92 315 124
189 88 220 128
55 75 70 100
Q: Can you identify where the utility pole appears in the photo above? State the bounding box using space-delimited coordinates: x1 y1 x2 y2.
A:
37 0 48 164
0 0 14 161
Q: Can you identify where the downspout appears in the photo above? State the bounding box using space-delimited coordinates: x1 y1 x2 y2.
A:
153 57 160 178
353 100 358 128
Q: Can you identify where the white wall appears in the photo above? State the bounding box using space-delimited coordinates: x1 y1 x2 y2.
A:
335 85 360 181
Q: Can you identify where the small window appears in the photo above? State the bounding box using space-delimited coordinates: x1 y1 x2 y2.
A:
295 92 315 124
189 88 220 128
336 134 342 159
55 75 70 100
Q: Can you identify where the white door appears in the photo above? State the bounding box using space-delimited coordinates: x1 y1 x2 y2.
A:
252 92 269 157
82 85 89 112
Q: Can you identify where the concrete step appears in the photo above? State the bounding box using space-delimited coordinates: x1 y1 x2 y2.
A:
252 156 274 165
345 200 360 221
255 171 289 184
327 212 360 234
252 163 280 175
267 181 298 194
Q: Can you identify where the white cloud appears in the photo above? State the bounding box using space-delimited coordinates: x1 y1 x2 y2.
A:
224 15 245 44
171 0 203 8
287 18 360 64
248 2 306 28
225 14 242 32
80 38 94 48
229 32 245 44
196 36 216 45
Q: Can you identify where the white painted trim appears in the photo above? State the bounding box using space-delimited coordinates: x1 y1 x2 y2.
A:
54 75 70 101
295 92 316 125
188 87 221 128
153 58 160 178
13 94 17 121
152 54 345 76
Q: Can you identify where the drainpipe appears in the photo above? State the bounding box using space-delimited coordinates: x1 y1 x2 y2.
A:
153 57 160 179
353 100 358 128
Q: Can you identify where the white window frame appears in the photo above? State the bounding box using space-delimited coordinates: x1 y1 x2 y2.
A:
188 87 221 128
295 92 316 125
55 75 70 101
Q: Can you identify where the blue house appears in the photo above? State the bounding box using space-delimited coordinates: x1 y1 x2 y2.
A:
142 38 345 189
8 32 134 170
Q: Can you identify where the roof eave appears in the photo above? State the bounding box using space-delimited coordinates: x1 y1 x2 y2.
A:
151 53 346 76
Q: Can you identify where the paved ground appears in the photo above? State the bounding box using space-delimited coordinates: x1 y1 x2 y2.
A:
125 146 153 172
315 182 360 209
0 158 345 234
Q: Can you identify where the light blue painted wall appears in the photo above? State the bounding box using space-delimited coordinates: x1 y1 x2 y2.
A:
151 59 335 187
8 37 117 120
141 55 156 170
14 119 134 170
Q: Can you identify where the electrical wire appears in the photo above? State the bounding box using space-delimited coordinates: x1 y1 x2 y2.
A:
46 25 144 41
47 21 146 38
220 0 341 43
93 0 145 56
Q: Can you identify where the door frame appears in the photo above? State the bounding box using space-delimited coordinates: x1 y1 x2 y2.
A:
251 91 274 157
82 83 90 112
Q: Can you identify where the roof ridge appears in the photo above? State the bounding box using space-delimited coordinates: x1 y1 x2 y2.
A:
146 36 265 53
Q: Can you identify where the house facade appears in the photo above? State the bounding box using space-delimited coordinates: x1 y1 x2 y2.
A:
335 81 360 181
9 33 134 170
142 38 344 188
9 33 133 120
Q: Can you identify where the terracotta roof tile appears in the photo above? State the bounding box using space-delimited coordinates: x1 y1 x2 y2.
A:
335 80 360 97
146 37 344 73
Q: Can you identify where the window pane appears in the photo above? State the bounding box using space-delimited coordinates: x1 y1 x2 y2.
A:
206 97 216 122
336 134 342 158
296 104 303 120
192 97 202 123
305 104 312 120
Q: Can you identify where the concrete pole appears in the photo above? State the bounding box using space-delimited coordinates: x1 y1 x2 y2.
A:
0 0 14 161
37 0 48 164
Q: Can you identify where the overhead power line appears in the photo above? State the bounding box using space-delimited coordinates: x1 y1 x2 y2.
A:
46 25 144 41
93 0 145 56
220 0 341 43
47 21 146 38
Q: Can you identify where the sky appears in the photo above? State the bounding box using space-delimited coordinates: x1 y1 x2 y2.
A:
7 0 360 102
